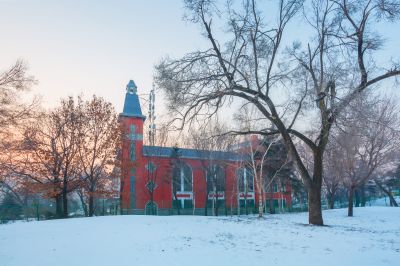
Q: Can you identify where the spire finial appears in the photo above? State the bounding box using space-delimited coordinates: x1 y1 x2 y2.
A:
126 80 137 94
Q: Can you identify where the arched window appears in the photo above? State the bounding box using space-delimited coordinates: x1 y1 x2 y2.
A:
273 182 279 192
206 164 225 193
236 168 254 192
172 163 193 193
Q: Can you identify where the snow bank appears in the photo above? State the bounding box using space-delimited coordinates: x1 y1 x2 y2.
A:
0 207 399 266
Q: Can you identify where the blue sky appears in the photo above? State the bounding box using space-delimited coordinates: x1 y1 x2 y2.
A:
1 0 399 117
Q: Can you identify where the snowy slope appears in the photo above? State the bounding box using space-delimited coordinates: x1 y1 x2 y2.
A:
0 207 399 266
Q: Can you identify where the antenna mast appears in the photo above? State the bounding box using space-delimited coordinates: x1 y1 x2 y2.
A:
148 84 156 146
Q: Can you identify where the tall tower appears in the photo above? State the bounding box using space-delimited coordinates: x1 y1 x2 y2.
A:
120 80 146 212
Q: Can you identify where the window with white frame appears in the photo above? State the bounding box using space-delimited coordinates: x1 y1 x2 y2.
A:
206 164 225 194
172 163 193 193
237 167 254 193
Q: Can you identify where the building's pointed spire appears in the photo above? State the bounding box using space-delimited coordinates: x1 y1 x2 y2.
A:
126 80 137 94
121 80 146 120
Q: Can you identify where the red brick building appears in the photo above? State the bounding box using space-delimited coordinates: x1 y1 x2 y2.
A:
119 80 292 215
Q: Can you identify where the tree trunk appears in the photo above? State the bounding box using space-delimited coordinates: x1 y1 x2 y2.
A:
236 191 240 216
215 197 219 217
348 186 355 217
308 185 323 225
55 194 63 218
360 186 366 207
278 183 284 213
212 185 217 216
307 149 324 225
88 194 94 217
258 185 263 217
78 191 88 217
62 186 68 218
389 195 398 207
299 194 304 211
327 192 335 209
355 189 360 207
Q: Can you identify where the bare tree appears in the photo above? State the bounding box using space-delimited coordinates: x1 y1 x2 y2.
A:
0 60 36 130
235 105 293 215
333 95 399 216
155 0 400 224
17 97 81 218
187 120 236 216
76 95 120 217
246 136 277 217
0 60 36 190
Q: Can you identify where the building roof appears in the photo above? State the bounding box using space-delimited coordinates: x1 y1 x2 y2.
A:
120 80 146 119
143 146 245 162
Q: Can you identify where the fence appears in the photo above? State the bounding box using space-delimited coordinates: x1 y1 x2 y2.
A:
0 198 120 223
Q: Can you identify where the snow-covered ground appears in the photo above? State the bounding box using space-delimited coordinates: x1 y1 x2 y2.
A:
0 207 399 266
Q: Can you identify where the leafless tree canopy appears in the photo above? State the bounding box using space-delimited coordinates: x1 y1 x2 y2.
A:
328 93 400 215
0 60 36 130
0 60 37 203
76 96 120 217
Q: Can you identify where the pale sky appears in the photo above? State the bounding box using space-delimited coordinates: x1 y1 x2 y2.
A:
1 0 399 120
0 0 209 114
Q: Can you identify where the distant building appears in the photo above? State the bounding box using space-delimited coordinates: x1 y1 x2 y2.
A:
119 80 292 215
